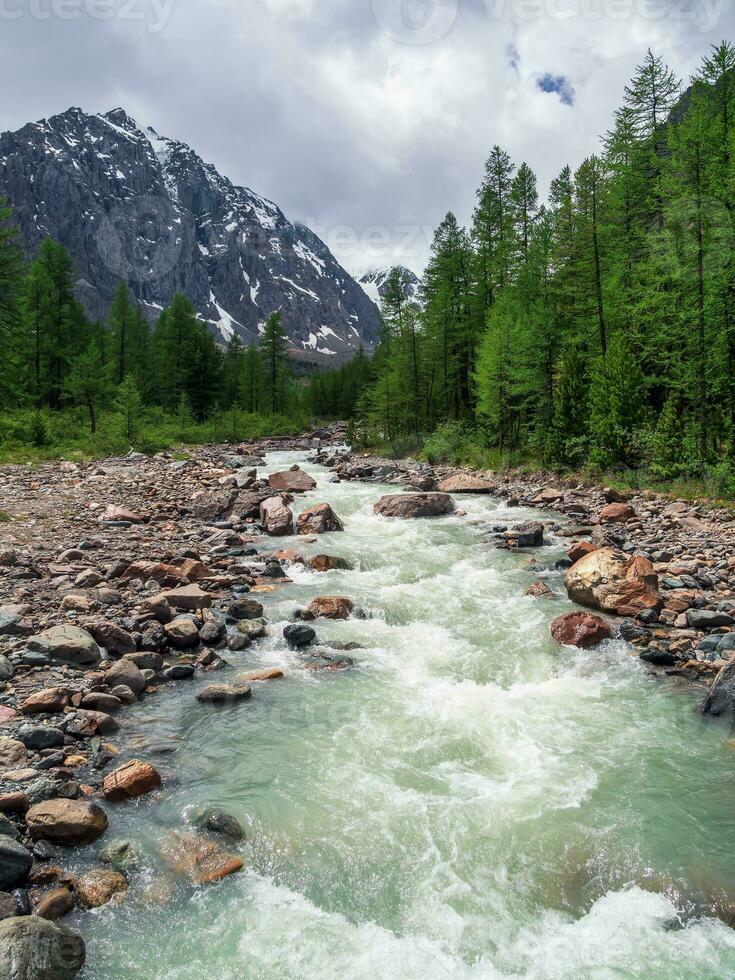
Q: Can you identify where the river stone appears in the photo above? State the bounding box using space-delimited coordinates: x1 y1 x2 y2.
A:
0 816 19 840
308 555 350 572
105 659 145 696
160 832 243 884
89 622 136 657
687 609 735 630
504 521 544 548
196 684 252 705
160 585 212 611
564 548 663 617
74 868 128 909
102 760 162 802
193 807 245 841
551 612 612 649
33 887 74 922
296 503 344 535
20 689 71 716
229 598 264 621
25 626 101 668
164 618 200 649
0 892 18 920
0 915 85 978
437 474 495 494
26 800 108 846
304 596 354 621
260 496 294 537
0 655 14 681
284 624 316 648
374 493 455 519
0 739 28 769
17 727 64 752
268 467 316 493
0 837 32 891
99 838 142 872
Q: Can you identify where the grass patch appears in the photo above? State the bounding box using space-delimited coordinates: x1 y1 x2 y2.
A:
0 511 10 523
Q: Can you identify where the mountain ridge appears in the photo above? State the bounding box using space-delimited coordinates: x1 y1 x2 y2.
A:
0 106 381 361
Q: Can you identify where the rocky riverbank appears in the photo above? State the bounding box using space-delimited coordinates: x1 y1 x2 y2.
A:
1 428 735 974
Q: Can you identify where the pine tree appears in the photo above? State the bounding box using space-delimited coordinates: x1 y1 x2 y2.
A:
114 375 143 443
588 335 645 467
64 343 107 434
259 312 289 415
0 200 25 405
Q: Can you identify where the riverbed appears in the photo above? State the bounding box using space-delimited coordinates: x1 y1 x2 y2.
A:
75 450 735 978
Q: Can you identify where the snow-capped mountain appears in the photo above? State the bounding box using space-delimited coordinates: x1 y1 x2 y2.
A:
359 266 423 308
0 107 381 360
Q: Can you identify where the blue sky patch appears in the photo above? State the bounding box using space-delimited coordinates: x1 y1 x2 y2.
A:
536 73 575 106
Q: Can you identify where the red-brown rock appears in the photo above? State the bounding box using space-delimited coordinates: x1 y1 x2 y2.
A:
305 596 354 620
567 541 597 565
551 612 612 648
599 502 636 523
437 474 495 494
268 467 316 493
26 799 108 845
296 504 344 535
102 760 162 802
565 548 662 616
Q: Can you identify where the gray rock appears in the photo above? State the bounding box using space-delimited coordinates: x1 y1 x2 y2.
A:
26 626 101 668
0 837 32 891
17 726 64 751
193 807 244 841
701 661 735 716
0 892 18 920
687 609 735 630
0 915 85 978
284 624 316 649
105 659 145 696
98 838 142 872
0 656 14 682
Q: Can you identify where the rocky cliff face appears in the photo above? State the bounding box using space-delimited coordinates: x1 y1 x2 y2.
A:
0 107 381 361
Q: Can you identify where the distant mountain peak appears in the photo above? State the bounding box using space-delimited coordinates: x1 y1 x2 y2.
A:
359 265 423 307
0 106 381 362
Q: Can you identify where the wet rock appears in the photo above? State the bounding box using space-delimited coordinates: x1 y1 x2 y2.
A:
0 837 32 891
0 915 85 978
599 502 636 523
374 493 455 519
701 661 735 717
164 664 195 681
304 596 354 621
98 838 142 872
74 868 128 909
284 624 316 648
565 548 662 617
160 832 243 885
164 618 200 649
102 760 162 802
551 612 612 649
200 617 226 644
237 668 284 683
502 521 544 548
25 626 101 668
196 684 252 705
268 467 316 493
228 597 263 621
308 554 350 572
526 581 555 599
193 807 244 841
80 692 122 713
259 496 294 537
0 892 18 920
33 887 74 921
25 799 108 846
296 503 344 535
437 474 495 494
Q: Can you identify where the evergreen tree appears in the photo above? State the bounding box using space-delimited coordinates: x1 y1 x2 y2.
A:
64 343 107 434
259 312 290 415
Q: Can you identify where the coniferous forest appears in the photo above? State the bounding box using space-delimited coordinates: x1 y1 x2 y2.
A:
2 44 735 499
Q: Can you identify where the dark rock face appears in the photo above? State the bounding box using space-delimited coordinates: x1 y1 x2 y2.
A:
0 107 381 362
701 661 735 717
0 837 32 891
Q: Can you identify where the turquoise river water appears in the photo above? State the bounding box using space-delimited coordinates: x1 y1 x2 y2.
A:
71 450 735 978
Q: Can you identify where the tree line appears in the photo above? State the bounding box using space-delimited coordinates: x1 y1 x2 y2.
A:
0 221 346 446
348 43 735 483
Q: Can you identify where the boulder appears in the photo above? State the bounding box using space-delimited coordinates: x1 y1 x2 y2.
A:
687 609 735 630
105 659 146 696
25 799 108 846
25 626 101 668
20 689 71 716
228 598 263 621
374 493 455 519
304 596 354 621
268 467 316 493
160 584 212 611
296 503 344 535
551 612 612 649
191 490 236 521
196 684 252 705
160 832 243 885
599 502 636 523
102 760 162 802
701 661 735 717
564 548 663 617
0 836 32 891
74 868 128 909
283 624 316 648
503 521 544 548
33 887 74 922
0 916 85 979
308 555 350 572
437 474 495 494
164 618 200 649
260 497 294 537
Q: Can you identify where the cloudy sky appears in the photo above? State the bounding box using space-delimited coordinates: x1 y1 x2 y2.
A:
1 0 732 277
